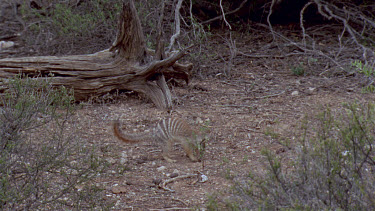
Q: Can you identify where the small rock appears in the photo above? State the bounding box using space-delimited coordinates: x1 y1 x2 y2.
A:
124 180 134 185
157 166 166 172
106 157 116 164
291 91 299 96
307 87 316 94
0 41 15 50
75 184 84 191
347 87 354 92
200 174 208 183
170 172 179 178
120 158 127 164
112 186 127 194
135 156 147 164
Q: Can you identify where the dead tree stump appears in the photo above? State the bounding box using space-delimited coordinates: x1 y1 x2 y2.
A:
0 0 192 110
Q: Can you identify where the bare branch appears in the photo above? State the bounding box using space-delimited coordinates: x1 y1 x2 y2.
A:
167 0 183 53
300 2 314 50
219 0 232 30
313 0 375 61
201 0 248 25
267 0 278 42
222 32 237 76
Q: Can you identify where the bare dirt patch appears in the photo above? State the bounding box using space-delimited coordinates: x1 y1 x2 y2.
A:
70 35 373 209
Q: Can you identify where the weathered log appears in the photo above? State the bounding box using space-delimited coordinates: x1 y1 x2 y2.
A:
0 0 192 110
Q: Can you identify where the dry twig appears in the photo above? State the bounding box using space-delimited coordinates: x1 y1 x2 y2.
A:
263 0 375 74
219 0 232 30
158 173 198 192
201 0 248 26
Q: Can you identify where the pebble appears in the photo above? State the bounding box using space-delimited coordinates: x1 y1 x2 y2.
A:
200 174 208 183
157 166 166 172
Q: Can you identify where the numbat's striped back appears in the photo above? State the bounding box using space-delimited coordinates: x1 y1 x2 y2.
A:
153 118 193 142
113 117 207 163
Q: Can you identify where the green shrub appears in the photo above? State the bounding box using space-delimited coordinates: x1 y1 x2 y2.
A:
216 102 375 210
0 75 111 210
291 62 305 76
352 60 375 93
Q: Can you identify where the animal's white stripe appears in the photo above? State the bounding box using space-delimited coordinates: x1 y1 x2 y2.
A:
157 120 167 140
167 118 172 135
174 119 182 135
164 119 170 138
170 118 176 135
154 118 189 141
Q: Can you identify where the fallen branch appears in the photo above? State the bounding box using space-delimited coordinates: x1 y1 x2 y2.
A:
0 0 193 110
158 173 198 192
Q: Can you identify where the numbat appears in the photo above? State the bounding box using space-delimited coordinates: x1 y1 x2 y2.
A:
113 118 207 163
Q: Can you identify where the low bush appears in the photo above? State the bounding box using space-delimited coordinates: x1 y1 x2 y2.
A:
0 75 111 210
212 102 375 210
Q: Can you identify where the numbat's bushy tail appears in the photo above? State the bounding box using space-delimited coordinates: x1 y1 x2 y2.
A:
113 118 207 163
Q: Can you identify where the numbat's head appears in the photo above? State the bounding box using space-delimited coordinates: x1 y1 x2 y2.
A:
113 117 209 163
185 132 208 162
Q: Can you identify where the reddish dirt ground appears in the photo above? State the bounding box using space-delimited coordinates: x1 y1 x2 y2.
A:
69 34 373 209
2 14 374 208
